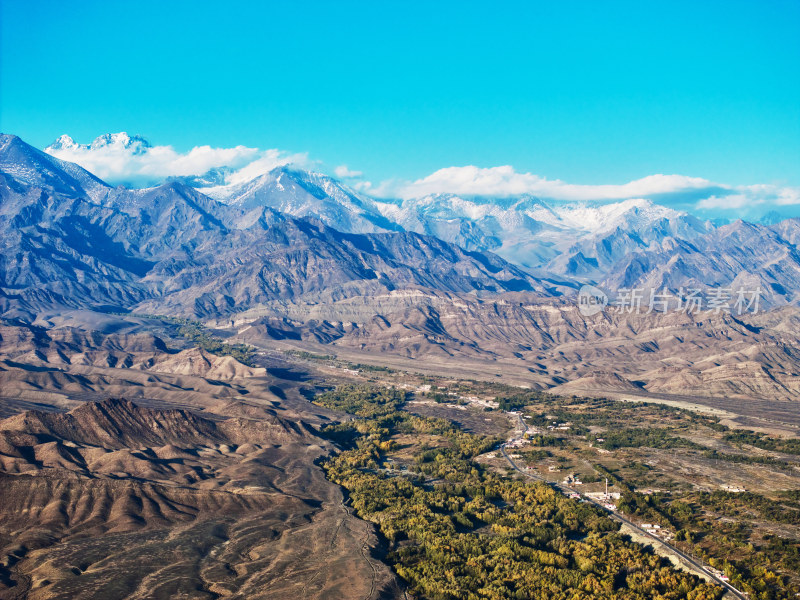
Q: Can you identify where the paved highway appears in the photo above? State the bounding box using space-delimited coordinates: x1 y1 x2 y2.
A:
500 412 747 600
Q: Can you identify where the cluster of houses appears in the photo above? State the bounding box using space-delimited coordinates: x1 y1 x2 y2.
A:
704 567 730 582
721 484 747 493
585 491 620 511
635 488 670 495
405 383 502 409
547 421 571 431
640 522 676 541
505 437 530 450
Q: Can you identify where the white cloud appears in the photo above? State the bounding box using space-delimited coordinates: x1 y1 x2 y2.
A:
225 150 310 186
381 165 713 201
696 185 800 211
771 186 800 206
696 194 754 210
334 164 363 178
351 180 375 193
45 133 309 187
44 135 800 217
369 164 800 217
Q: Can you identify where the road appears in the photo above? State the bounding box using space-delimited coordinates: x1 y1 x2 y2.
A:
500 412 747 600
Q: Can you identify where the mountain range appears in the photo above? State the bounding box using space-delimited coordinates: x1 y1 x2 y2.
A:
2 134 552 320
203 168 717 279
34 132 800 307
198 164 800 305
1 130 799 401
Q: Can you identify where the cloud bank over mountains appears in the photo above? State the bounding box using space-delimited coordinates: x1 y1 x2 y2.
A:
385 166 800 217
389 168 712 201
44 133 799 219
46 133 310 188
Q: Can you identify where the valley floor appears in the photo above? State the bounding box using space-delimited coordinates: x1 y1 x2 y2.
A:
0 318 798 599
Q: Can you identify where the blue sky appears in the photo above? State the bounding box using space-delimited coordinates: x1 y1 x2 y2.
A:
1 0 799 217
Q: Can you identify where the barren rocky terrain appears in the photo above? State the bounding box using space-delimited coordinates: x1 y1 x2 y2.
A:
2 129 800 599
0 331 403 600
3 132 800 405
226 292 800 402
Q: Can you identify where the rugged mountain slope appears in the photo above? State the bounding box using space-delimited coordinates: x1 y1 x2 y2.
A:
135 218 546 317
0 398 402 600
602 219 800 307
204 169 716 280
375 194 713 277
1 134 548 319
1 134 110 200
204 166 400 234
1 397 227 449
232 292 800 400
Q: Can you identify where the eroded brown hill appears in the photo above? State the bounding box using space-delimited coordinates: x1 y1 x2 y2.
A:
232 292 800 400
0 398 401 600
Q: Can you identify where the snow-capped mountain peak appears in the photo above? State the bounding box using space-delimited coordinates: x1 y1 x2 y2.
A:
46 132 151 156
0 133 110 199
550 198 682 233
31 133 721 280
47 134 79 151
200 165 401 234
90 132 151 153
193 165 714 277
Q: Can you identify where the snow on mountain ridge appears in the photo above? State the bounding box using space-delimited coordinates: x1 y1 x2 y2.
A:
375 194 684 236
47 134 79 151
46 132 152 155
549 198 684 233
196 166 711 277
200 166 400 234
32 132 717 279
0 133 110 201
